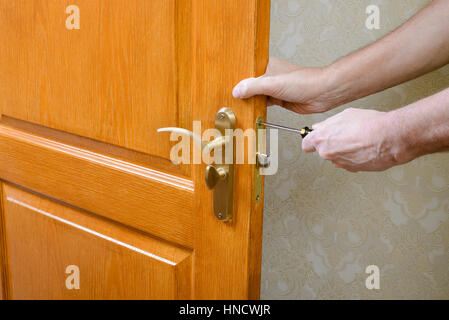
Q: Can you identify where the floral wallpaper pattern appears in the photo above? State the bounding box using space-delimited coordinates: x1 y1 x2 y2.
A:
261 0 449 299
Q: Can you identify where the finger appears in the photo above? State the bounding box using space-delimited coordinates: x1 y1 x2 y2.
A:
331 160 362 173
302 133 316 153
332 162 355 172
283 102 319 114
332 162 344 169
232 76 278 99
267 97 283 106
345 167 360 173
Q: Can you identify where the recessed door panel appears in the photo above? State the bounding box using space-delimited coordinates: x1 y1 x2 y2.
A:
2 184 192 300
0 0 191 162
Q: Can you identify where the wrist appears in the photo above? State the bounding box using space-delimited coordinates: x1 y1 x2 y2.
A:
382 110 418 165
320 61 361 110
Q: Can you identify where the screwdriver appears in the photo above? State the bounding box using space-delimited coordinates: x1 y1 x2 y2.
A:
257 121 313 138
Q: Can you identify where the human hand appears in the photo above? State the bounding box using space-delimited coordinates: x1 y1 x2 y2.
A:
232 57 340 114
302 108 410 172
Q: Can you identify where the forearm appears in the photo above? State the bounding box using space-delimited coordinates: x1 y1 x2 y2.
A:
324 0 449 108
388 87 449 164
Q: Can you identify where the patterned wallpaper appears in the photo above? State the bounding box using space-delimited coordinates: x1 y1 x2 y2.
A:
261 0 449 299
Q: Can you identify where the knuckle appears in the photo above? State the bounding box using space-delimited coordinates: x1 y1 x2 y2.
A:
262 76 280 95
314 133 329 145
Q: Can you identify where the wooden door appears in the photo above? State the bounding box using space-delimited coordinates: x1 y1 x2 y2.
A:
0 0 269 299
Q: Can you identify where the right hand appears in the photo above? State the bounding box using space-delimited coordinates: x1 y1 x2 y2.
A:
232 57 338 114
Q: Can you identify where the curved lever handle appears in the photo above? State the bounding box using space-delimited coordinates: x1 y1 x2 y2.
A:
157 127 229 155
205 165 227 190
202 136 229 155
157 127 203 151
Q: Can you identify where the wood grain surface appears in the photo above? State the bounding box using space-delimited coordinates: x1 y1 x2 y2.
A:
0 0 192 163
191 0 270 299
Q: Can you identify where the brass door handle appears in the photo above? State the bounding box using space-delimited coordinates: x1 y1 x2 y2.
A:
156 127 229 155
157 108 236 222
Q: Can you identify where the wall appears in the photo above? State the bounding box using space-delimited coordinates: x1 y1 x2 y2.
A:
261 0 449 299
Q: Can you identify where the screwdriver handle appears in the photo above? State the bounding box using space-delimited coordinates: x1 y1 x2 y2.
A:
300 126 313 138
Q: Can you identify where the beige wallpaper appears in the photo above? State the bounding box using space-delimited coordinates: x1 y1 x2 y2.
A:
261 0 449 299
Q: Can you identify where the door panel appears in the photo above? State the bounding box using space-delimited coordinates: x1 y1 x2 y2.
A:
0 123 194 247
0 0 270 299
2 184 192 300
0 0 191 163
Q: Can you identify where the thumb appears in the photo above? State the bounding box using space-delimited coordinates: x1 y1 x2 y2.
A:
232 76 278 99
302 134 316 153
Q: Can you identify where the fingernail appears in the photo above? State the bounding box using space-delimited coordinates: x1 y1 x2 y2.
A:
232 85 241 98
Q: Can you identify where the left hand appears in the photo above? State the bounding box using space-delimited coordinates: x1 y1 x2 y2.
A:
302 108 406 172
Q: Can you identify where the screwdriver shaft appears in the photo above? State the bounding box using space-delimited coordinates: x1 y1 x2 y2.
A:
257 121 313 139
257 121 302 134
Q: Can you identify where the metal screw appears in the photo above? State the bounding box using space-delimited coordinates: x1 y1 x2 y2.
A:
218 213 223 219
256 195 260 201
218 113 225 120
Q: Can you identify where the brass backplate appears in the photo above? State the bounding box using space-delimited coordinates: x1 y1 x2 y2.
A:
211 108 236 221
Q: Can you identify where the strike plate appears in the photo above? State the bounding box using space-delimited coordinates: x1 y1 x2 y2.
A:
254 116 266 204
